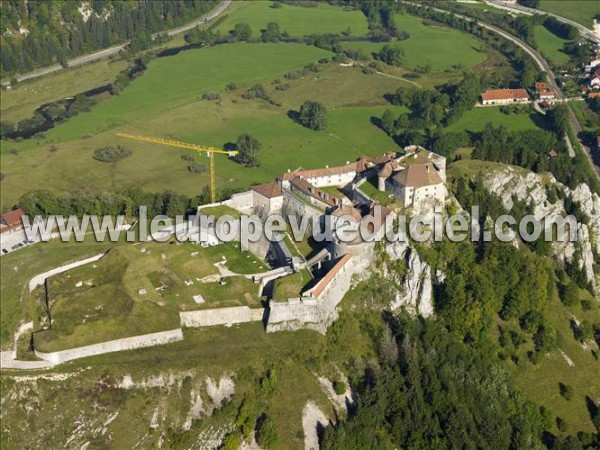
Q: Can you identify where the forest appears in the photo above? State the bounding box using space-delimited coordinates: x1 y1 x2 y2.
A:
0 0 216 75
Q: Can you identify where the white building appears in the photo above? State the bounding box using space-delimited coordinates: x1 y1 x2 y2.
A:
251 182 283 217
481 88 529 106
390 163 445 210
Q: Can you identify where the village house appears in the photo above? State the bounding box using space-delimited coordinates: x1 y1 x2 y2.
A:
0 209 25 234
590 68 600 89
481 88 529 105
534 82 556 101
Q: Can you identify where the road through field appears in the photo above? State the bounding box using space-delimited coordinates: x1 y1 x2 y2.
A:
2 0 232 85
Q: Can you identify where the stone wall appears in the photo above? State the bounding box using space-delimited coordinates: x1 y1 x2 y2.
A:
28 253 107 292
34 328 184 366
180 306 263 328
266 255 354 333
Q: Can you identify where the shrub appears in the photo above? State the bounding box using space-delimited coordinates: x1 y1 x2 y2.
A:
333 380 346 395
220 432 241 450
559 382 573 401
580 299 592 311
188 163 206 173
202 92 221 101
225 82 238 91
556 416 569 432
181 154 194 162
256 414 278 448
92 145 133 163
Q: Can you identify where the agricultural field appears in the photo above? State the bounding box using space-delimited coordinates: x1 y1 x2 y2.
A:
445 106 546 134
342 14 487 72
31 240 269 352
533 25 570 65
214 1 369 37
538 0 599 28
0 58 129 122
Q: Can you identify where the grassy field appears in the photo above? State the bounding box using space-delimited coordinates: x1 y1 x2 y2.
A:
342 14 487 72
538 0 599 28
0 58 409 208
445 106 545 134
31 240 268 352
509 288 600 433
570 100 600 132
0 59 129 123
214 1 369 37
533 25 570 65
1 284 383 449
0 239 114 349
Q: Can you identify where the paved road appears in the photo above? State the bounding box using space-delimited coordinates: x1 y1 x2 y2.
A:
484 0 600 44
3 0 231 85
407 1 600 178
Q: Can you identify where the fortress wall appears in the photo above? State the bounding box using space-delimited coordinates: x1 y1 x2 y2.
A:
180 306 263 328
34 328 184 366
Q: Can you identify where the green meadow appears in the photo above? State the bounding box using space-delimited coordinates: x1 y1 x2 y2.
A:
533 25 570 65
214 0 369 37
538 0 599 28
343 14 487 72
445 106 545 134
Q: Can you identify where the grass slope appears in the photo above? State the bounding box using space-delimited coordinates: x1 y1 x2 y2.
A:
445 107 545 133
533 25 570 65
1 59 129 122
214 1 369 37
11 43 330 146
342 14 486 72
538 0 599 28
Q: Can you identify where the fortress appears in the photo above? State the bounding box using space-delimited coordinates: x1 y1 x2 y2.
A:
200 145 447 333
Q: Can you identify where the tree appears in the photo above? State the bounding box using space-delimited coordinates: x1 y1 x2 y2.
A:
232 23 252 41
559 382 574 401
261 22 281 42
517 0 540 8
381 109 395 135
0 121 15 138
184 27 218 46
375 44 404 66
298 100 327 131
234 134 261 167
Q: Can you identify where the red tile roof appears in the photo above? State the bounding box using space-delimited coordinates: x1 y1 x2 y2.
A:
392 163 442 188
535 82 550 91
251 182 282 198
309 254 352 298
0 209 25 233
481 89 528 101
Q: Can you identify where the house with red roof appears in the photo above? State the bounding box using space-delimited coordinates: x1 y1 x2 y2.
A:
0 209 25 234
481 88 529 105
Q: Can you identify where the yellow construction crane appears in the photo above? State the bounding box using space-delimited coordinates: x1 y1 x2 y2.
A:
116 132 238 203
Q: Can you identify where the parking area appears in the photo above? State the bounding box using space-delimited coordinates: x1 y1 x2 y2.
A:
0 229 35 256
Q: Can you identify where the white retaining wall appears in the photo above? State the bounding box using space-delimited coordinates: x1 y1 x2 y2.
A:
180 306 263 328
28 253 107 292
34 328 184 366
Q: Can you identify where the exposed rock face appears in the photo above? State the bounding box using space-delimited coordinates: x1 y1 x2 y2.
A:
482 167 599 294
385 241 434 318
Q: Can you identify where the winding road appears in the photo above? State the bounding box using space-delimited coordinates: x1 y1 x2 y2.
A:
3 0 231 85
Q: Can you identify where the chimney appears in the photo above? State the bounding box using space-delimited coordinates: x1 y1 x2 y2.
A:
426 164 430 173
287 169 291 173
